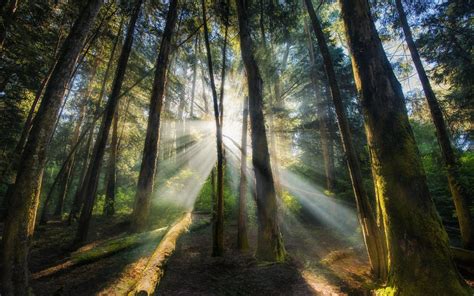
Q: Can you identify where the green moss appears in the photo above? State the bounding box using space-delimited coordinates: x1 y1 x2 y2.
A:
375 286 397 296
281 190 301 215
71 227 168 264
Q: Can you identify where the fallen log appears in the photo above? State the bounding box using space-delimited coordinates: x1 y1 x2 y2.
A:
32 226 168 279
128 212 192 296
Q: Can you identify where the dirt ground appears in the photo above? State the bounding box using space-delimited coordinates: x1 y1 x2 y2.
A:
1 213 470 295
156 213 373 296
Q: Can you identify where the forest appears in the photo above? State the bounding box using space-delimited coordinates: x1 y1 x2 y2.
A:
0 0 473 295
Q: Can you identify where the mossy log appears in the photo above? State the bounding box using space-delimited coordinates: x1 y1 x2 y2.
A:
128 213 192 296
32 226 168 279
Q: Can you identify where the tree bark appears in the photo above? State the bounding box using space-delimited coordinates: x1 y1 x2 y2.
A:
395 0 473 250
236 0 285 262
238 96 249 251
0 1 103 294
202 0 225 256
128 213 192 296
130 0 178 232
103 107 119 216
339 0 470 294
304 0 387 279
74 0 142 244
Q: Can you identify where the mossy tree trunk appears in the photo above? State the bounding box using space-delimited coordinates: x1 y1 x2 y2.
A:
0 0 102 294
202 0 225 256
238 96 250 251
131 0 178 232
75 0 142 244
304 0 387 279
339 0 470 294
395 0 473 250
236 0 285 262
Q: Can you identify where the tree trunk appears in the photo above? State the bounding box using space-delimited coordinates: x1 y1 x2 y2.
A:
55 54 101 219
131 0 178 232
39 118 93 225
304 0 388 279
53 134 80 219
103 107 118 216
68 17 123 223
0 0 19 51
0 0 102 294
202 0 225 256
304 19 335 193
218 1 229 127
339 0 470 294
238 96 249 251
190 35 198 118
75 0 142 244
236 0 285 262
0 27 64 222
395 0 473 250
68 122 94 223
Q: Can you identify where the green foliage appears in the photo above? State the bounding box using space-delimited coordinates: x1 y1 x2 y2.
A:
459 152 474 197
280 190 301 215
417 1 474 142
411 120 474 244
194 167 238 219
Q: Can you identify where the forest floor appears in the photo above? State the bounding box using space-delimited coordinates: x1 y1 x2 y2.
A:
156 213 374 296
2 212 472 295
28 215 162 295
20 212 375 295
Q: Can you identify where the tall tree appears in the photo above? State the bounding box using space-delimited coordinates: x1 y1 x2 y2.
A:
103 108 119 216
54 53 102 220
202 0 226 256
74 0 143 244
339 0 470 294
190 36 199 118
0 0 103 294
68 17 123 223
395 0 473 249
304 0 387 279
130 0 179 232
238 96 249 251
236 0 286 262
303 18 335 194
